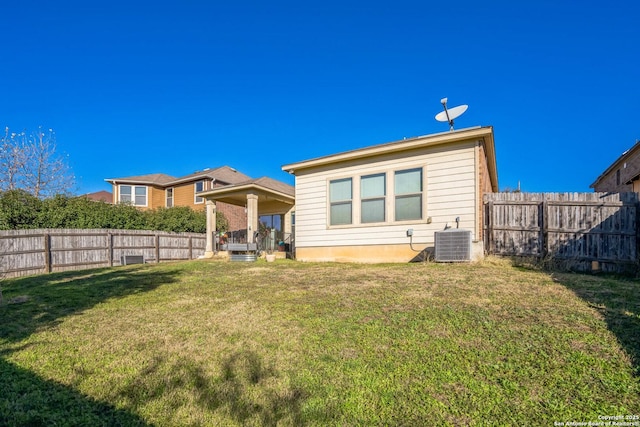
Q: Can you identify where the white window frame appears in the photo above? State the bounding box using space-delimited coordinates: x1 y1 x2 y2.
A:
194 180 205 204
166 187 174 208
360 173 386 224
118 185 148 207
328 177 353 226
394 168 423 222
326 166 425 228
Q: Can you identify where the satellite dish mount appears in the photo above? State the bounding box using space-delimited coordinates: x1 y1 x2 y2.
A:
435 98 468 131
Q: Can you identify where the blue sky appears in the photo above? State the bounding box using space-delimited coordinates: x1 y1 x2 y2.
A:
2 0 638 194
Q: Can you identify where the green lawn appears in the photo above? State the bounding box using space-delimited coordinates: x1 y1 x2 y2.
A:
1 258 639 426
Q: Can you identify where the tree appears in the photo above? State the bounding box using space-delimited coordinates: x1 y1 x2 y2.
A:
0 126 75 197
0 127 26 191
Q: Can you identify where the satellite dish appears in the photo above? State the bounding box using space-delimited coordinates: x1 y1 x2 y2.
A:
435 97 468 131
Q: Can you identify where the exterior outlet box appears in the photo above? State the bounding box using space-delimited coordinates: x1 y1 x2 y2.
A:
406 229 413 237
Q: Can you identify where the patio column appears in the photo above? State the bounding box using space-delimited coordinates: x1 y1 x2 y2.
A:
204 199 217 258
247 193 259 243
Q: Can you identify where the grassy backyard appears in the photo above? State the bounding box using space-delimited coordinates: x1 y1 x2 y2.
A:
0 258 639 426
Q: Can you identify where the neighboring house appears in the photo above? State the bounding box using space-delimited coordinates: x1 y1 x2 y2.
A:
82 190 113 203
105 166 251 231
590 140 640 193
281 126 498 263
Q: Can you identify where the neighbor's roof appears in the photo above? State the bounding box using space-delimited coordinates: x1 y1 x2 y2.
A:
590 140 640 188
282 126 498 191
105 166 251 187
198 176 295 199
81 190 113 203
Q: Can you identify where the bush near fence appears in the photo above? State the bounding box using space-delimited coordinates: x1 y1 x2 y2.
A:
0 229 206 278
484 192 639 273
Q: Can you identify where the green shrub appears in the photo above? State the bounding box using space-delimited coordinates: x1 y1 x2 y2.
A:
0 191 218 233
0 190 42 230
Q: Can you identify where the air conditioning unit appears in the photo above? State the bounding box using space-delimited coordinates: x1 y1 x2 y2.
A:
434 229 472 262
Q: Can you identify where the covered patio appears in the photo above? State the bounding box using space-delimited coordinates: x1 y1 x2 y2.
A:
198 177 295 258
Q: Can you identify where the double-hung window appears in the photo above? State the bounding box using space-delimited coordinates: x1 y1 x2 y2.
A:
166 188 174 207
329 178 352 225
119 185 147 207
194 181 204 204
394 168 423 221
361 173 386 223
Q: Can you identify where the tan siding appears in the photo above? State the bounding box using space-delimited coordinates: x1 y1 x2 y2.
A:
294 140 479 250
172 183 203 210
149 186 165 209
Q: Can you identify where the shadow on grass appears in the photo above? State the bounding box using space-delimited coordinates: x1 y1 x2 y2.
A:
0 356 150 426
118 350 308 426
554 272 640 376
0 265 181 343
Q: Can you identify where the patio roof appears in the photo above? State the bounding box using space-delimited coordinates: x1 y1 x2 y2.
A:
198 176 295 214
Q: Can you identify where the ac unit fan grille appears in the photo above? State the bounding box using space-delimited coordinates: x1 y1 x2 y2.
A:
434 229 471 262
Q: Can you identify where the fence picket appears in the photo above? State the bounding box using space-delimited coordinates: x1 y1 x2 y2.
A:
0 229 206 278
484 192 639 273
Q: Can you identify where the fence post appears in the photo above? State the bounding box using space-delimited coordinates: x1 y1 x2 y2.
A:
43 233 52 273
541 201 548 259
188 236 193 260
108 233 113 267
155 234 160 263
486 201 493 255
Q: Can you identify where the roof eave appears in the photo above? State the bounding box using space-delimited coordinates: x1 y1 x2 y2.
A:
282 126 491 174
481 127 499 192
104 178 162 186
199 183 295 203
591 140 640 188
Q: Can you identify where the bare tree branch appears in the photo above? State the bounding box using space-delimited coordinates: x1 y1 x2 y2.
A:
0 127 27 192
1 126 75 198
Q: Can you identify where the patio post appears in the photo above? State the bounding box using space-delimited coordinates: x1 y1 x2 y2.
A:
247 193 259 243
204 199 216 258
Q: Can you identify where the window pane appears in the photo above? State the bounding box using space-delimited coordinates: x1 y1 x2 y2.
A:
330 202 352 225
361 173 385 198
395 168 422 194
195 181 204 203
120 186 131 203
134 187 147 206
395 195 422 221
362 199 385 223
330 178 352 202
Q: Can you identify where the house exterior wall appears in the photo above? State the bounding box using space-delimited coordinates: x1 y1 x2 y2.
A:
177 182 204 210
592 151 640 193
293 140 480 262
476 142 493 241
217 203 246 232
111 180 247 232
149 186 165 209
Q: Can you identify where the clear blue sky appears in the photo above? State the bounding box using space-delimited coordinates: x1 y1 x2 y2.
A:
2 0 638 194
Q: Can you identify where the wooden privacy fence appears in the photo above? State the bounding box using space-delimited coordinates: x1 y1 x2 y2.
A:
0 229 206 279
484 192 639 273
